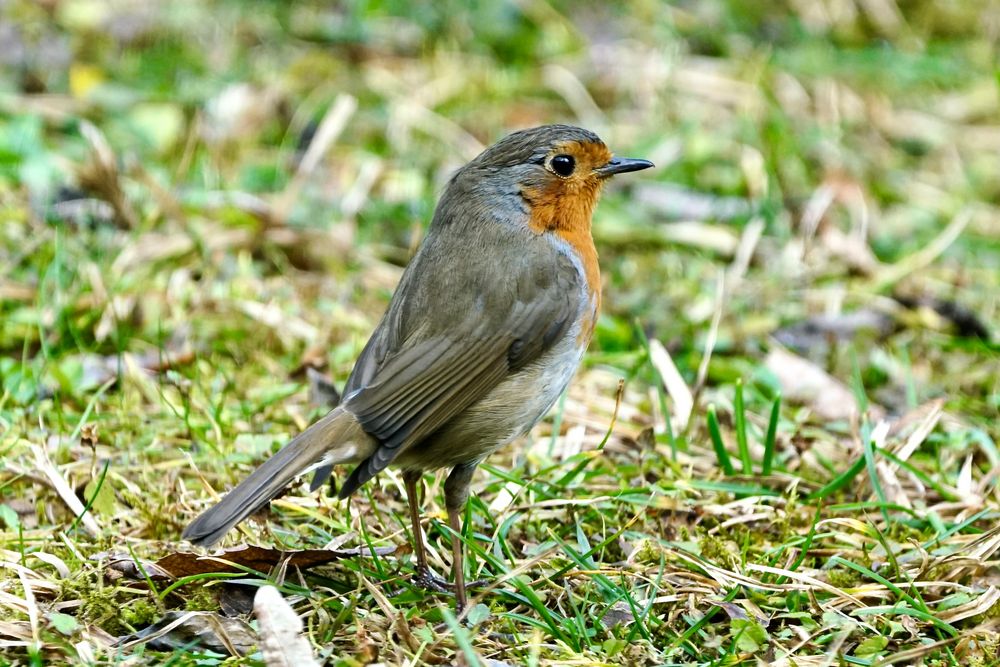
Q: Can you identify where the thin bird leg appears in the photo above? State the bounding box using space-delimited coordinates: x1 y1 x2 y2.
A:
402 470 431 578
447 507 467 611
444 463 477 612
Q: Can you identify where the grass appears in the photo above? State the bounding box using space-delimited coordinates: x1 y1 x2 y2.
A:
2 0 1000 665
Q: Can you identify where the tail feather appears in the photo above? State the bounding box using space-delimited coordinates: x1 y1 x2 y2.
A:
183 407 371 546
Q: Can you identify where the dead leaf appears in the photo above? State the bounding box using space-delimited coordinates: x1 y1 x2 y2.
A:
154 544 396 579
101 552 173 580
218 584 257 617
0 620 34 644
715 600 748 621
49 189 116 228
235 300 318 342
355 623 378 663
32 443 100 537
361 577 419 652
819 225 880 275
77 342 195 391
599 600 636 628
77 120 139 229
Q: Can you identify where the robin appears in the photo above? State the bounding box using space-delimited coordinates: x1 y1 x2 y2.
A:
183 124 653 609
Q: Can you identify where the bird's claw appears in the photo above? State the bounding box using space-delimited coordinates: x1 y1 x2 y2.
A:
412 567 452 593
411 569 488 595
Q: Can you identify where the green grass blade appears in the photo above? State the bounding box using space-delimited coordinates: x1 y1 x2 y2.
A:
460 533 575 648
734 379 752 474
762 393 780 475
70 459 109 535
707 404 735 475
686 479 781 496
806 455 866 501
830 556 959 637
863 432 890 525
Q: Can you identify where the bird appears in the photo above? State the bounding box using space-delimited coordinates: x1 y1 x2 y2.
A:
183 124 653 610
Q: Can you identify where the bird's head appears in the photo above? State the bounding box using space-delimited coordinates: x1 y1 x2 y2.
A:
452 125 653 234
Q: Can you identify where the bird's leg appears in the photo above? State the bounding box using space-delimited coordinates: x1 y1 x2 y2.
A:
403 470 449 593
444 463 478 612
402 470 428 572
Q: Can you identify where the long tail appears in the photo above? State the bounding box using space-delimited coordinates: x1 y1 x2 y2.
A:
183 407 373 546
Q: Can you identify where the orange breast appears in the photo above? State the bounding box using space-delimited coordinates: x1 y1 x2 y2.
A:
565 228 601 346
524 182 602 346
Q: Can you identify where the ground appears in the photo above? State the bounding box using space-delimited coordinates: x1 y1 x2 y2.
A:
1 1 1000 665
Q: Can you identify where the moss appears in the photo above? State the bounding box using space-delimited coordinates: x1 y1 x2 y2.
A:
121 598 160 628
963 634 999 666
630 538 663 564
78 587 129 635
59 571 159 636
699 534 739 569
119 487 186 541
882 522 927 544
825 567 862 590
183 586 219 612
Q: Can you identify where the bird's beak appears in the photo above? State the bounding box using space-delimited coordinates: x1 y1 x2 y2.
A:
595 157 654 178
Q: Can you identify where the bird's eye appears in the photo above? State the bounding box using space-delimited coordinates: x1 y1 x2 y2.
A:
549 154 576 177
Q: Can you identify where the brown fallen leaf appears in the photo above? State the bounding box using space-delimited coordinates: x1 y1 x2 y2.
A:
0 620 34 644
154 544 396 579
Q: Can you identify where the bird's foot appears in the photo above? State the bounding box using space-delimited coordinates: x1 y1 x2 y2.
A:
411 568 488 595
464 578 489 591
412 567 452 593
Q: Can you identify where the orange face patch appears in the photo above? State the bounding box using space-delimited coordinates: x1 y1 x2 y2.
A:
521 139 613 235
519 139 610 342
564 140 614 170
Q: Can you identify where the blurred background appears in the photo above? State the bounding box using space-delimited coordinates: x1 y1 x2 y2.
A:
1 0 1000 662
2 1 997 386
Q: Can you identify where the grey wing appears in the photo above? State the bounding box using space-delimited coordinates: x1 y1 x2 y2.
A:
307 268 414 492
334 241 582 497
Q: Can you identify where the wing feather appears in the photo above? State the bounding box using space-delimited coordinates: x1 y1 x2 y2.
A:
334 230 583 497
